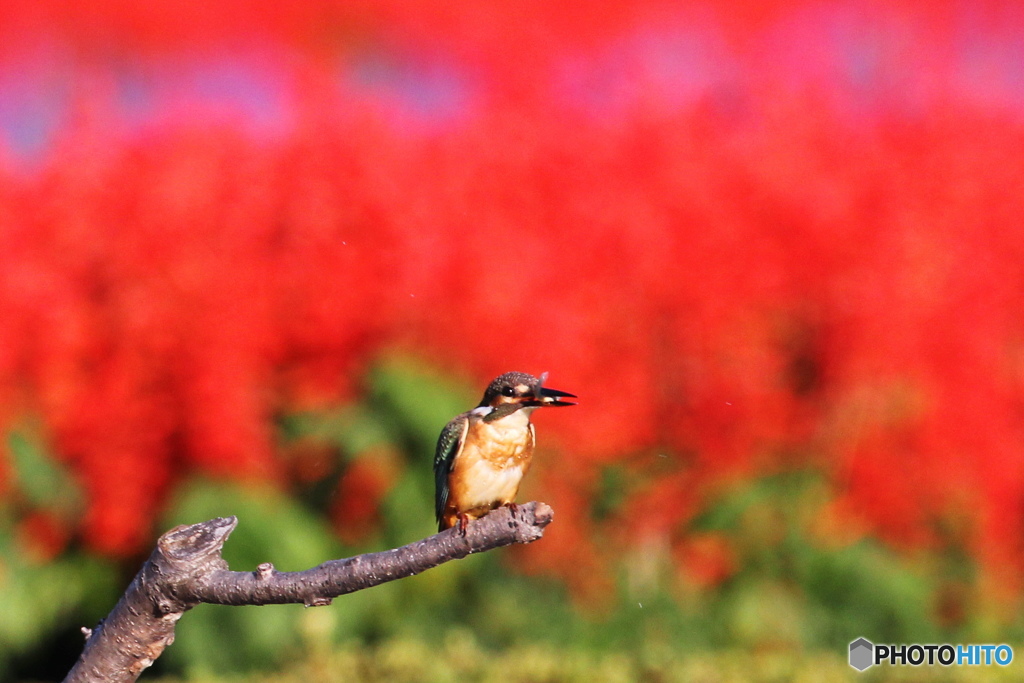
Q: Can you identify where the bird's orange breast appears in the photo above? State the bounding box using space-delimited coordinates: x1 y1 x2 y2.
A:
445 410 535 522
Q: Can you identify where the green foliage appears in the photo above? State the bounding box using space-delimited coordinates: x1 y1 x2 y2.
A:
0 429 117 676
691 473 940 649
6 428 84 521
362 358 476 545
367 357 476 451
0 533 118 671
281 357 474 545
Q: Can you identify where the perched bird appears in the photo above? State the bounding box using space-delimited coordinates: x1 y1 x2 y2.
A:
434 371 576 532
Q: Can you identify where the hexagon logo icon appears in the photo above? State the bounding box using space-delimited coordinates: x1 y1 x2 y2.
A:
849 638 874 671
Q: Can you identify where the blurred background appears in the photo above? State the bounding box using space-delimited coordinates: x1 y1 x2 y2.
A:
2 1 1024 680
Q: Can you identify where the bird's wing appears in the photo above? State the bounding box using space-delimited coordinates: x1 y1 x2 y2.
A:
434 414 470 527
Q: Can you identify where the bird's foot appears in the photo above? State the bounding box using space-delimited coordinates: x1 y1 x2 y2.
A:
505 502 520 519
456 513 470 537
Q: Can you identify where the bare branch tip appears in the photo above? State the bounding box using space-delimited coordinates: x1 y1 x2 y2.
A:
159 516 238 559
531 501 554 525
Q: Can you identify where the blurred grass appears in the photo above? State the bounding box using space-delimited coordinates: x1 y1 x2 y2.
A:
150 636 1020 683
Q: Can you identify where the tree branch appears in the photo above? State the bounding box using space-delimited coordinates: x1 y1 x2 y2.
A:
63 501 554 683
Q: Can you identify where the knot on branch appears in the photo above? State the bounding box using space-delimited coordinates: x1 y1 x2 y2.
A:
304 596 334 607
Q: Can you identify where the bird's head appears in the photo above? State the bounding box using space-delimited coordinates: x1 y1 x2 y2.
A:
478 371 577 410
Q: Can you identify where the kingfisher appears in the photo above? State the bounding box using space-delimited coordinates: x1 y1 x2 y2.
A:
434 371 576 533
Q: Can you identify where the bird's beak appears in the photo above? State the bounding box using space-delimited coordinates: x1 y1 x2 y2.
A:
532 386 577 407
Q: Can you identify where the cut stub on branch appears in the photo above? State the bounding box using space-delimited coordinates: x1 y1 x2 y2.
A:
63 502 553 683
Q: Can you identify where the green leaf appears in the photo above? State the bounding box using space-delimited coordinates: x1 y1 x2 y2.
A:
0 548 117 657
368 357 475 451
5 429 84 519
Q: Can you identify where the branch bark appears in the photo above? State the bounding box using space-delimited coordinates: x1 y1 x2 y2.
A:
63 501 554 683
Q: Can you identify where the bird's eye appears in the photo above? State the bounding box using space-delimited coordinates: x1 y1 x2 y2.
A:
501 386 516 397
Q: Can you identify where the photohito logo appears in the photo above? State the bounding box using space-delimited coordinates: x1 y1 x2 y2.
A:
849 638 1013 671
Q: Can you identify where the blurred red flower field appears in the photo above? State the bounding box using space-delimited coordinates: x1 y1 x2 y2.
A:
3 0 1024 646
